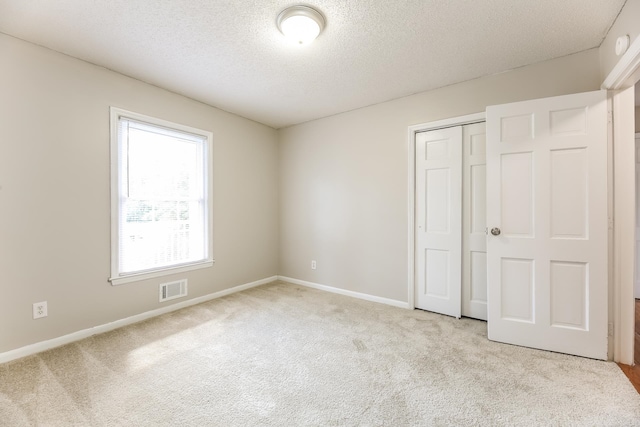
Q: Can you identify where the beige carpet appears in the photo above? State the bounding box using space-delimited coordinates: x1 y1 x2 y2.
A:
1 281 639 426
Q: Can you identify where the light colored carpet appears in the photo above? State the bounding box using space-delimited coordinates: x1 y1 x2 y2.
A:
1 280 639 426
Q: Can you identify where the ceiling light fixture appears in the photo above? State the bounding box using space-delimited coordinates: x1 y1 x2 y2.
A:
277 5 325 45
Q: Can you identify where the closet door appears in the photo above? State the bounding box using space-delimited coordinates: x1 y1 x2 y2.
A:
415 127 462 318
462 123 487 320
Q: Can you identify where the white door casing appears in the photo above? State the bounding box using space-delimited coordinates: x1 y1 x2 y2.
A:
486 90 608 360
635 135 640 299
415 127 462 318
462 122 488 321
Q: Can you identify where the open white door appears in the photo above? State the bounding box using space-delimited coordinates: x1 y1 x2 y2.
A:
415 127 462 318
486 90 608 360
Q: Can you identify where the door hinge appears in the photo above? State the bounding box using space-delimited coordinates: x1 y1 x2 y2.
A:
607 109 613 125
608 217 614 230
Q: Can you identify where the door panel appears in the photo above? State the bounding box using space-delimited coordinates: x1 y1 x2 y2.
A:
500 257 534 322
462 122 487 320
486 90 608 360
415 127 462 317
500 152 534 237
550 148 588 238
425 168 451 233
549 261 587 330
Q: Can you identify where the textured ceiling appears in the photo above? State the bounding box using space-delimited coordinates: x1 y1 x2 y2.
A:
0 0 626 128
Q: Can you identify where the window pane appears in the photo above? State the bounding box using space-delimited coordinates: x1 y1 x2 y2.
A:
127 128 200 200
120 212 204 273
115 114 209 276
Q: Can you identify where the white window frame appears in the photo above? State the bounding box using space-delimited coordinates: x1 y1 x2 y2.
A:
109 107 214 286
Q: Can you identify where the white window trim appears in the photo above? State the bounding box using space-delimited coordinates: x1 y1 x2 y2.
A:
109 107 214 286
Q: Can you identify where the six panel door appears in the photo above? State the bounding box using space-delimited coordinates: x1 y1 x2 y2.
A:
415 127 462 318
486 90 608 360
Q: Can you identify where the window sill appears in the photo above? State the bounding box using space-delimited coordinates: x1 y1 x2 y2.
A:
109 260 215 286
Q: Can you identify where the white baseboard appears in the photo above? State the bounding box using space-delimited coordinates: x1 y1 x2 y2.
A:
0 276 278 365
278 276 410 309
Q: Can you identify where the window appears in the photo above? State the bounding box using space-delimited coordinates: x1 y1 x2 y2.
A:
109 108 213 285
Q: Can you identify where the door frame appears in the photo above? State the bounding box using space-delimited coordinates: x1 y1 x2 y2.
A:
407 112 485 309
636 133 640 300
602 33 640 364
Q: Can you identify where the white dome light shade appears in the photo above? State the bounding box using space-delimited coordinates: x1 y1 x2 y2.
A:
277 5 325 45
280 15 320 44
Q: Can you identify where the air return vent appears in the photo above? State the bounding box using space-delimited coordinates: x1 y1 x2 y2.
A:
159 279 188 302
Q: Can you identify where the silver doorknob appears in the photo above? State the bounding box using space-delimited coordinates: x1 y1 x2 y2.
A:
490 227 501 236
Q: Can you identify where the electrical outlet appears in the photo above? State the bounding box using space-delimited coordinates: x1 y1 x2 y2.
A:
311 260 316 270
33 301 48 319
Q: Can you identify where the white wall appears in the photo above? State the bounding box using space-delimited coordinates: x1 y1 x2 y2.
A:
279 49 602 303
0 34 279 354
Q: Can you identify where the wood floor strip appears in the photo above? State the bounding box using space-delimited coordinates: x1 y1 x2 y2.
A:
618 363 640 394
619 299 640 394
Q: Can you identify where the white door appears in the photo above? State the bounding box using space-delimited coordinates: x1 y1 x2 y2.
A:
415 127 462 318
486 90 608 360
462 122 487 320
635 135 640 299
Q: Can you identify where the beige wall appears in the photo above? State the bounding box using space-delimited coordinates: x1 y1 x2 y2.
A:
636 106 640 133
279 49 602 303
0 31 612 356
600 0 640 82
0 34 279 353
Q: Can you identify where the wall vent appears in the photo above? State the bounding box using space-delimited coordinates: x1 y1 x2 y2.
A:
159 279 188 302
